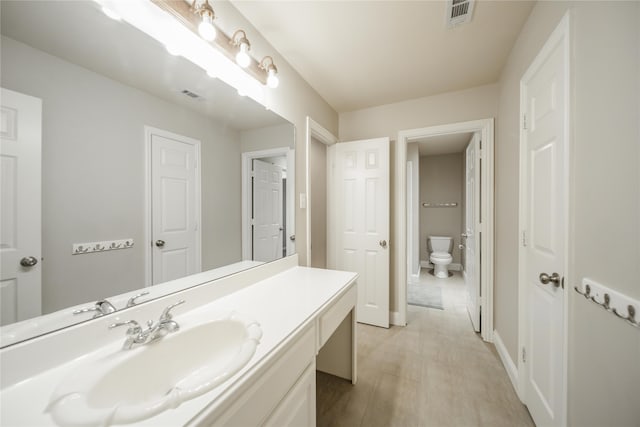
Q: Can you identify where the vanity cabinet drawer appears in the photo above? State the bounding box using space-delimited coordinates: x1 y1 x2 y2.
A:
208 324 316 427
318 284 357 349
263 360 316 427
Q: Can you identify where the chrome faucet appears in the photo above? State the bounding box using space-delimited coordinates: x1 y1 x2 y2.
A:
73 299 117 318
126 291 150 308
109 300 185 350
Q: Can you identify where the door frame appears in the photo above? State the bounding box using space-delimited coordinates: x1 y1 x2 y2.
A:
305 117 337 267
517 13 570 423
144 126 202 287
396 118 495 342
241 147 295 261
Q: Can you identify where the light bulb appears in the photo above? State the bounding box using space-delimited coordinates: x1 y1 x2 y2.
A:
198 16 216 41
267 69 279 89
236 43 251 68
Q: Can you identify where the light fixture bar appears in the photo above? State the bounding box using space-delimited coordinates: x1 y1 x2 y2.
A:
151 0 268 85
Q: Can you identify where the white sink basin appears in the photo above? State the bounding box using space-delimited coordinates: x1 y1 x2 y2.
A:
47 312 262 426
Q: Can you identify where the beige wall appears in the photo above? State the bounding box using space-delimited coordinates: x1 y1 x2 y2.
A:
419 153 464 265
568 2 639 425
339 84 499 314
309 137 327 268
1 36 242 313
240 123 294 153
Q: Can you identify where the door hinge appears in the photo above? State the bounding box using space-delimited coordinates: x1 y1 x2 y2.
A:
523 114 528 130
250 218 255 226
250 171 255 178
522 347 527 363
522 230 527 247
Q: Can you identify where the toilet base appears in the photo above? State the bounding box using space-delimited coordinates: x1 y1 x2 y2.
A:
433 264 450 279
428 269 453 278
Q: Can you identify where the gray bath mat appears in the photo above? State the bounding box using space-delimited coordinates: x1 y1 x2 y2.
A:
407 282 444 310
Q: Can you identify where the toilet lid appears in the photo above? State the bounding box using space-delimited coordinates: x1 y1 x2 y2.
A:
431 252 451 259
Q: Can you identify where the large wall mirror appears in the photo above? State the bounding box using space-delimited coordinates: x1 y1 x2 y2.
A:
0 1 295 347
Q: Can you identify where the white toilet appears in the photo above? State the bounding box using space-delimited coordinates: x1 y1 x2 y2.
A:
428 236 453 279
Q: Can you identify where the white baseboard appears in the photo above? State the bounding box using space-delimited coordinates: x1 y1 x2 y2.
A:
493 330 518 393
419 260 462 271
390 311 404 326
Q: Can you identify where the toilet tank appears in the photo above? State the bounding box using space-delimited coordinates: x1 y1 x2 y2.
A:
428 236 452 253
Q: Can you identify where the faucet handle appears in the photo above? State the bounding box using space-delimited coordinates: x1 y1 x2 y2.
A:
109 319 141 333
96 299 117 315
126 291 150 308
73 299 116 318
160 300 185 321
73 306 100 316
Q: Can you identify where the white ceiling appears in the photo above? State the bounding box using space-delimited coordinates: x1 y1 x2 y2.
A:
412 132 474 156
0 1 286 130
232 0 535 112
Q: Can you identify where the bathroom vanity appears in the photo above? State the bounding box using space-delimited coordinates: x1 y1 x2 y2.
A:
0 256 358 426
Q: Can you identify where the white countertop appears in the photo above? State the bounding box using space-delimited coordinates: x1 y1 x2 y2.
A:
0 265 357 426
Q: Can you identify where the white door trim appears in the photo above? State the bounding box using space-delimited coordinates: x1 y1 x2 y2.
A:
144 126 202 287
396 119 495 342
305 117 337 267
517 13 570 425
241 147 295 261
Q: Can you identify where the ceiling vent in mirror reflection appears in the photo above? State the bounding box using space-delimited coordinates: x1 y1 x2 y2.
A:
180 89 204 100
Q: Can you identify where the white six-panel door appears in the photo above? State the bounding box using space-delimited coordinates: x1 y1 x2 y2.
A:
252 159 283 262
0 88 42 325
330 138 390 328
520 16 568 427
464 133 480 332
150 129 200 285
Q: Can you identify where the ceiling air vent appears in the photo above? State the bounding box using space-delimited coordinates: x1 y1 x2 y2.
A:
446 0 475 28
180 89 203 100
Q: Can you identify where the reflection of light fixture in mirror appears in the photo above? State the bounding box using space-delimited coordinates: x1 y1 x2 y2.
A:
231 30 251 68
101 6 121 21
165 43 181 56
193 0 216 41
147 1 281 90
260 56 279 89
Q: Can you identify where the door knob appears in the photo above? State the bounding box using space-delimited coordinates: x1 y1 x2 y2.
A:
155 240 165 247
461 233 468 238
379 240 387 248
20 256 38 267
539 272 561 287
289 235 296 241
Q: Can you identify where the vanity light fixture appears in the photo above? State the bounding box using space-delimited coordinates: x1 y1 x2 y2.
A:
193 0 216 41
148 0 280 90
260 56 279 89
231 30 251 69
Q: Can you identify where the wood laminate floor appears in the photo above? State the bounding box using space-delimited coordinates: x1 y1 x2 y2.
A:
316 271 535 427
